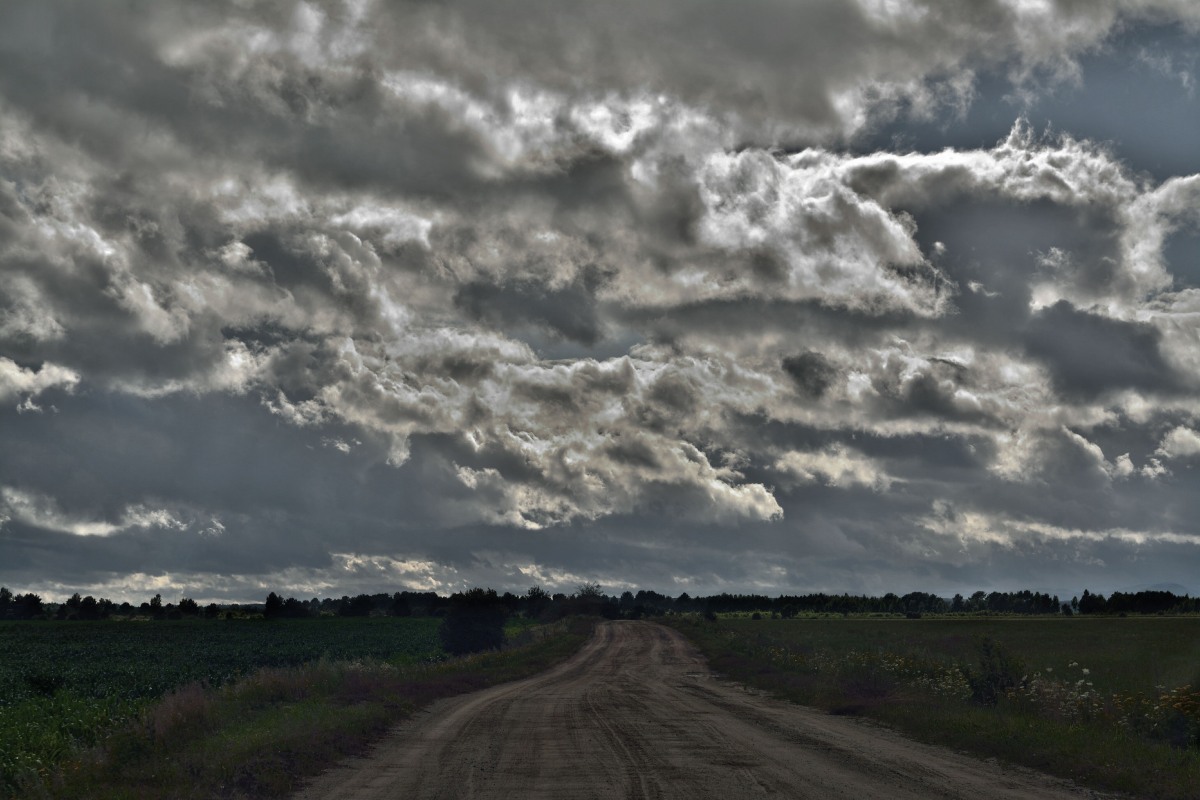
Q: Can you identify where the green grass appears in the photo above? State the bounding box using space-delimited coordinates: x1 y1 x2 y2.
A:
0 616 444 705
0 616 444 794
3 617 593 799
668 615 1200 800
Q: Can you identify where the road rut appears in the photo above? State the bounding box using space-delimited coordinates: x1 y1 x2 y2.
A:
294 620 1108 799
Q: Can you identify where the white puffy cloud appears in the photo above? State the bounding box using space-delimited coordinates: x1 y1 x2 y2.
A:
775 446 894 491
692 149 943 315
1156 425 1200 459
0 358 78 403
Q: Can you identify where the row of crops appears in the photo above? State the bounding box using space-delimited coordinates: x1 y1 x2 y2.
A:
1 617 444 704
0 617 445 792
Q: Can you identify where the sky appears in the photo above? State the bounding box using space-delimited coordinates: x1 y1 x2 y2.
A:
2 1 1200 604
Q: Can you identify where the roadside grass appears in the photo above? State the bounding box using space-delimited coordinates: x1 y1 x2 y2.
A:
0 616 443 795
5 617 593 800
668 615 1200 800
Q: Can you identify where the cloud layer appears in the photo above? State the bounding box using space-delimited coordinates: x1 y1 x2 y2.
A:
2 1 1200 600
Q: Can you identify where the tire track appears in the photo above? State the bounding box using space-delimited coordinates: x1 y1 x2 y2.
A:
294 621 1115 800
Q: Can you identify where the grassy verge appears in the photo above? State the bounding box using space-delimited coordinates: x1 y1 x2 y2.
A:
11 617 594 800
666 615 1200 800
0 616 446 793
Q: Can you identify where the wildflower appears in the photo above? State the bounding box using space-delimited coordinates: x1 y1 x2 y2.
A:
1081 668 1089 675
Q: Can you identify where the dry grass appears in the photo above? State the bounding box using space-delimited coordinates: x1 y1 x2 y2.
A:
147 682 214 743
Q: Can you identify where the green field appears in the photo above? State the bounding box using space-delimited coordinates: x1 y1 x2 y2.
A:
0 617 443 795
671 615 1200 799
1 617 443 703
714 615 1200 694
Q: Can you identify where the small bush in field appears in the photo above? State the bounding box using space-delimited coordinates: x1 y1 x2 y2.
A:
964 637 1024 706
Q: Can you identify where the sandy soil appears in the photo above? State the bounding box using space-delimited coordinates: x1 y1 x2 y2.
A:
293 620 1114 800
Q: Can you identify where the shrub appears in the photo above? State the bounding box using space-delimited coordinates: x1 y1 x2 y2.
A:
965 637 1024 706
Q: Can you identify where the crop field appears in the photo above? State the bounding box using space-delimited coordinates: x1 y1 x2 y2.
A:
673 615 1200 798
0 617 442 793
716 615 1200 694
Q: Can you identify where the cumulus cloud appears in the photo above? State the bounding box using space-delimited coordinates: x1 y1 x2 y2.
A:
1157 426 1200 459
0 358 78 404
775 446 894 491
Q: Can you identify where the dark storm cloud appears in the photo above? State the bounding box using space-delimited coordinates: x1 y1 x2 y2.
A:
2 1 1200 601
782 351 841 399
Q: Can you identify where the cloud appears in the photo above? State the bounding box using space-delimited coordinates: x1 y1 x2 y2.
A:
0 486 185 538
919 499 1200 552
1 1 1199 599
1156 425 1200 459
775 446 894 491
782 351 841 399
0 358 78 404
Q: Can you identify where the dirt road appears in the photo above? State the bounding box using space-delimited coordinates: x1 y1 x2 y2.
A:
294 620 1107 800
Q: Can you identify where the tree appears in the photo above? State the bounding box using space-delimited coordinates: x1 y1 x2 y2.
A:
12 593 43 620
281 597 310 618
1078 589 1108 615
969 590 987 612
439 588 508 655
58 593 85 619
264 592 284 619
390 592 412 617
574 582 608 616
500 591 521 613
78 595 100 621
177 597 200 616
525 586 550 619
338 594 375 617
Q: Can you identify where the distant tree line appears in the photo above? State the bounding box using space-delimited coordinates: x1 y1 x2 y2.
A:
3 584 1198 623
1071 588 1198 616
695 589 1200 617
0 588 226 621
